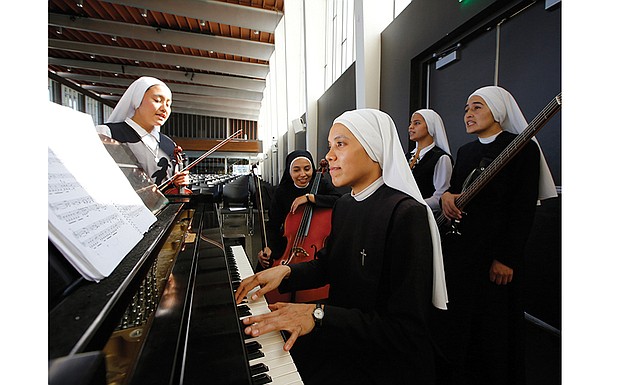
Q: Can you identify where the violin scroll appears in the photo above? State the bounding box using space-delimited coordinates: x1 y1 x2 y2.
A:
318 159 329 173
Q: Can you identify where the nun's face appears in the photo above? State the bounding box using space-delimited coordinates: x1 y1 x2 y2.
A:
133 85 172 131
408 113 429 142
464 95 500 137
290 158 313 188
326 123 380 194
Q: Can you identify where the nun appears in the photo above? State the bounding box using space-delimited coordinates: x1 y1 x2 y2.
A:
408 109 453 214
95 76 188 192
234 109 448 385
438 86 557 385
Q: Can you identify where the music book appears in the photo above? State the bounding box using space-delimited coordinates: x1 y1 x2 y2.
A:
48 102 157 282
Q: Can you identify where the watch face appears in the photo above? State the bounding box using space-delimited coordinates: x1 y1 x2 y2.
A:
313 307 324 320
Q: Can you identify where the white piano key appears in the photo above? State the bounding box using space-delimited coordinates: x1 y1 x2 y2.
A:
249 351 294 368
269 371 304 384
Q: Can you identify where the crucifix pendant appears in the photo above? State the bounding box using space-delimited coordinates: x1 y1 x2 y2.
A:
360 249 367 266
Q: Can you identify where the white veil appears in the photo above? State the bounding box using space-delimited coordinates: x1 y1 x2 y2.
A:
469 86 557 200
107 76 171 126
413 109 451 155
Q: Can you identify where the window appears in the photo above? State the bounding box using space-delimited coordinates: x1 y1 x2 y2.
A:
103 104 114 123
394 0 411 19
62 85 80 111
324 0 356 90
323 0 411 91
48 78 59 103
85 96 101 125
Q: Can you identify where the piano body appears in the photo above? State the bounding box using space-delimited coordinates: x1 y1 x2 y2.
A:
49 138 302 385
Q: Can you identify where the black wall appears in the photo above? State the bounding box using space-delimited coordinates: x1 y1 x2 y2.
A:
424 0 561 184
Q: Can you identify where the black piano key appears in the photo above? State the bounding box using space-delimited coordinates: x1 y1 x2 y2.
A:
244 340 262 353
246 350 265 361
251 373 273 385
249 363 269 376
237 305 252 317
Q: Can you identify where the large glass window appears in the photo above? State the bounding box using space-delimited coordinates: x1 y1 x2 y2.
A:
324 0 355 90
103 104 114 123
62 85 80 111
85 96 101 125
49 78 57 103
394 0 411 18
323 0 409 91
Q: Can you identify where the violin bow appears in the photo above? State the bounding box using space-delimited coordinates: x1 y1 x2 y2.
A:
158 129 244 191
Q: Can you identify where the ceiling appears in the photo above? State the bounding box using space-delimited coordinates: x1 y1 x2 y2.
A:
48 0 284 122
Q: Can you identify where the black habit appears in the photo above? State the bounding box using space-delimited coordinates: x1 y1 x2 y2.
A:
435 131 540 385
281 184 436 384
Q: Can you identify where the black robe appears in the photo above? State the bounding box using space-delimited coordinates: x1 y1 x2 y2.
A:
281 184 436 384
435 131 540 385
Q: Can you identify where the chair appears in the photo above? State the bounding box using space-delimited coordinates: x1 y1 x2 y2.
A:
219 175 253 234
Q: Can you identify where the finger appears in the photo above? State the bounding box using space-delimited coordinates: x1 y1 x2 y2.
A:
247 316 278 337
268 302 285 311
235 278 256 303
250 285 273 301
234 288 247 304
283 329 300 351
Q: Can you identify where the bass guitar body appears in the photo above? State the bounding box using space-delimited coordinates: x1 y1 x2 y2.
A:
265 207 332 304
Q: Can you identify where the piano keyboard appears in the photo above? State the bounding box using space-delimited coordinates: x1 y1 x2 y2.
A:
228 245 304 385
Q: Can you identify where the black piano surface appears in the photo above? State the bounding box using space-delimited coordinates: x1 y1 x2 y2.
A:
49 196 254 385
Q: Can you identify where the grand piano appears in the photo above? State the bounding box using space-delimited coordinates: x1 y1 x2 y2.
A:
48 138 302 385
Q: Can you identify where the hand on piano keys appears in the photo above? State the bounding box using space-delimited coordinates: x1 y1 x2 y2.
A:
233 253 317 350
234 264 291 303
229 245 304 384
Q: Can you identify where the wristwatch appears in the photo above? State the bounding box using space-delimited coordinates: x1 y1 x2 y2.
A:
312 303 324 327
305 193 310 202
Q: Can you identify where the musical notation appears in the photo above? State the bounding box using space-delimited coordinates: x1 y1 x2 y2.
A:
47 103 157 282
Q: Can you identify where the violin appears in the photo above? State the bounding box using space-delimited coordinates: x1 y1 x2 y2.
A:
265 159 332 304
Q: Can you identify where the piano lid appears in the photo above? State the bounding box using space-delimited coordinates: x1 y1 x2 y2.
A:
99 134 169 215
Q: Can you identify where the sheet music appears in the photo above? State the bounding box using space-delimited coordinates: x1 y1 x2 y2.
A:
48 103 157 281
